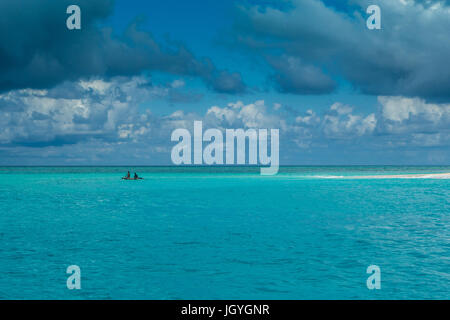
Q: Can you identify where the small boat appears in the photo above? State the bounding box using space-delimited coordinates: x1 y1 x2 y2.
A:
122 177 144 180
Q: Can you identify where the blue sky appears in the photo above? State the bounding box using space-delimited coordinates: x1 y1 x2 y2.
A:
0 0 449 165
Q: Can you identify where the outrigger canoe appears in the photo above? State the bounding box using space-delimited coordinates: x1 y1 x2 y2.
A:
122 177 144 180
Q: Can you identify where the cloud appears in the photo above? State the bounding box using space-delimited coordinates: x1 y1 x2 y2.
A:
205 100 285 129
3 84 447 149
233 0 450 100
0 0 245 94
209 71 246 94
203 97 449 153
268 56 336 94
322 103 377 138
380 96 450 123
0 77 168 145
411 0 450 7
0 75 449 164
376 96 450 147
295 109 320 126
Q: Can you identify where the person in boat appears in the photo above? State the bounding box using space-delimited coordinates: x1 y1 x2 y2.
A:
134 172 139 179
127 171 131 178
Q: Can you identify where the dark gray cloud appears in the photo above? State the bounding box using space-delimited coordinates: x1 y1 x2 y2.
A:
268 55 336 94
0 0 245 93
209 71 246 94
233 0 450 100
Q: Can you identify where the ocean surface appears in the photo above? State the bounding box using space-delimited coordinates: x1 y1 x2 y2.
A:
0 166 449 299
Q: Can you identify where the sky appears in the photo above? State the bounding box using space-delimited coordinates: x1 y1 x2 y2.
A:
0 0 449 165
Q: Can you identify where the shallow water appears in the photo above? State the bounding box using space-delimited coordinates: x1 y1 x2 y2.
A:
0 166 449 299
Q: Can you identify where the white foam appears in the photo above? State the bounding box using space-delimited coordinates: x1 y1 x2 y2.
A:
312 173 450 179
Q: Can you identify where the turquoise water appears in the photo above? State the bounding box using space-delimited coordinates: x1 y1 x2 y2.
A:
0 166 449 299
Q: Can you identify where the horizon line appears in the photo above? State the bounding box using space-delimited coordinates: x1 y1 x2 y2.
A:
0 164 449 167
